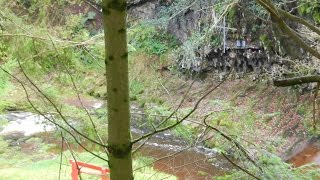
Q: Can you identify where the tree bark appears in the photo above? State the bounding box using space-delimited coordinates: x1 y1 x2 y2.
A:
278 9 320 36
273 75 320 87
255 0 320 60
101 0 133 179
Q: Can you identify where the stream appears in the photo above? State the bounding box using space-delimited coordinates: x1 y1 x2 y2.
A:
131 128 231 179
0 111 231 179
288 144 320 167
1 111 320 179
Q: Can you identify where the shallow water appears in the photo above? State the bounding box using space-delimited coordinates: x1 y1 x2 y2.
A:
4 111 320 179
132 128 231 179
137 145 230 179
289 144 320 167
0 111 231 179
0 112 54 136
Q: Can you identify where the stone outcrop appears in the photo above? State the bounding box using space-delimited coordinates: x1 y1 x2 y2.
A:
128 0 160 20
87 0 310 79
205 48 270 75
167 0 216 42
177 47 282 78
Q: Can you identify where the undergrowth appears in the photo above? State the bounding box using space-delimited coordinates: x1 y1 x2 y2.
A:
0 1 319 180
0 139 176 180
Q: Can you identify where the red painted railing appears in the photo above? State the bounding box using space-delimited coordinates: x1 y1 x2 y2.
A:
69 160 110 180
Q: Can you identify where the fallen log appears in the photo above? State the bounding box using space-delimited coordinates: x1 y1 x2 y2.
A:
274 75 320 131
273 75 320 87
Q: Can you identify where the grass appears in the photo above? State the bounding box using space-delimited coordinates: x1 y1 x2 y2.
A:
0 155 177 180
0 161 70 180
1 5 319 179
0 48 178 179
0 143 176 180
0 150 109 180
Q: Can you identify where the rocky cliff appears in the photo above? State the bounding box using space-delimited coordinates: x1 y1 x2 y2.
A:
79 0 312 78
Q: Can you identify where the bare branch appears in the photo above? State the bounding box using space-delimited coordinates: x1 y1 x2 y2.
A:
221 152 261 180
203 118 262 172
59 132 64 180
47 34 109 156
15 57 109 148
133 124 209 172
0 65 109 162
132 73 230 144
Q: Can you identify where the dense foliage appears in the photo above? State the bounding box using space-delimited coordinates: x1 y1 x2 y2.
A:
0 0 320 179
128 23 178 55
298 0 320 24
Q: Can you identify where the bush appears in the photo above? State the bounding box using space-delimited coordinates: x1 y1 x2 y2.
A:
128 23 178 56
216 153 320 180
298 0 320 24
0 58 17 97
0 137 9 154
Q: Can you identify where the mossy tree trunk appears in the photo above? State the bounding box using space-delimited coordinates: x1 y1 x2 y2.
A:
101 0 133 179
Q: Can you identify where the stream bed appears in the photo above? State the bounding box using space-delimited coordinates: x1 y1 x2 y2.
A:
1 111 320 179
131 128 231 179
288 144 320 167
138 145 229 179
0 111 231 179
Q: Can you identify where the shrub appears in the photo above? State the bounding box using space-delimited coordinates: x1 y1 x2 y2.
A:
0 137 9 154
298 0 320 24
128 23 178 56
216 153 320 180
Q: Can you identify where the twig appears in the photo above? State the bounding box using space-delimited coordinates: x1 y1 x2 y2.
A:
221 152 261 180
203 119 262 172
0 66 109 162
133 79 197 154
132 72 230 144
63 134 83 180
82 0 102 13
15 57 109 149
59 132 64 180
313 83 319 131
133 126 208 172
47 34 109 156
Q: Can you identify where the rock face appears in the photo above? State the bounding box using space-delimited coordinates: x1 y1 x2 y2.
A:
127 0 217 43
167 0 216 42
205 48 270 75
126 0 310 78
177 47 282 78
129 0 216 42
167 9 197 42
128 0 160 19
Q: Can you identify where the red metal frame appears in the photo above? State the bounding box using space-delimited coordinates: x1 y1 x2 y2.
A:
69 160 110 180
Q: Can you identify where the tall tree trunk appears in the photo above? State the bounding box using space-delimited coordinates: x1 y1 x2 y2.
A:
101 1 133 179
